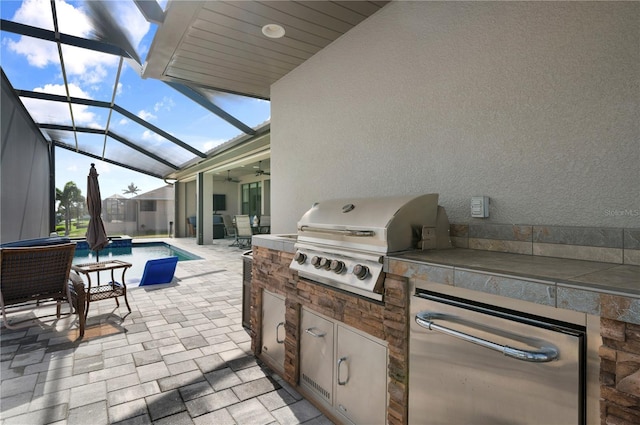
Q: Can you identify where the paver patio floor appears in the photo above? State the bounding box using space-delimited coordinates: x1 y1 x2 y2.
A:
1 237 333 425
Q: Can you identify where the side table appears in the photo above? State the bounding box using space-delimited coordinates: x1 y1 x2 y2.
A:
71 260 132 319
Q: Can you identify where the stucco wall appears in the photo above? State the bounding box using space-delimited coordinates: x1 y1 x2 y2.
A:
138 200 174 234
271 1 639 234
1 74 51 243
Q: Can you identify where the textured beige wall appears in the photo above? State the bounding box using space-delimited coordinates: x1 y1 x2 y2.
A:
271 1 639 233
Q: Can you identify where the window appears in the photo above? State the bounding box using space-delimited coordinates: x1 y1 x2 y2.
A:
140 200 157 212
241 182 261 217
105 198 126 222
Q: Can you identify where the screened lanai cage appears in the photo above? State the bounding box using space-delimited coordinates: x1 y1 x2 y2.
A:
1 0 271 191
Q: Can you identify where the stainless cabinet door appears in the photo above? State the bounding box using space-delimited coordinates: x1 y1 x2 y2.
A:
335 325 387 425
409 295 583 425
300 308 335 406
261 290 285 373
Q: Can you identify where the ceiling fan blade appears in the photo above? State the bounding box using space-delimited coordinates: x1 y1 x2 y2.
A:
255 161 270 176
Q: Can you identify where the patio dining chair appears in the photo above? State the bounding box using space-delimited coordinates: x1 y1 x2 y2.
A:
258 215 271 234
233 215 253 248
222 214 236 238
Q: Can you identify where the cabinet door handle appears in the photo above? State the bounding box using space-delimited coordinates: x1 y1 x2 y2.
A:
337 356 349 385
304 327 326 338
415 311 559 363
276 321 285 344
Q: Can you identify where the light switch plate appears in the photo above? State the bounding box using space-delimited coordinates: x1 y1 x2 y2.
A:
471 196 490 218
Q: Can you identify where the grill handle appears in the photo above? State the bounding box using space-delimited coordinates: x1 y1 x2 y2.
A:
299 226 375 237
415 311 558 363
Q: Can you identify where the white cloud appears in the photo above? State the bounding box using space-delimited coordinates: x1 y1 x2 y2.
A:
37 82 86 99
56 0 93 37
154 96 175 112
142 130 164 142
7 37 57 68
107 1 150 49
11 0 88 33
70 59 110 85
118 118 129 126
23 83 99 126
138 110 157 121
8 0 147 88
203 139 227 151
96 162 113 175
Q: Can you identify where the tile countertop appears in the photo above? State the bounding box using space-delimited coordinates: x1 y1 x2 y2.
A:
252 236 640 324
252 234 298 253
387 248 640 324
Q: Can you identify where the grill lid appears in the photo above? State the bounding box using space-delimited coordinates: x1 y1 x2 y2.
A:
296 193 444 254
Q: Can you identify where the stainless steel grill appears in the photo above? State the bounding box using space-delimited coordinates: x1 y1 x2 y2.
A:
290 194 452 301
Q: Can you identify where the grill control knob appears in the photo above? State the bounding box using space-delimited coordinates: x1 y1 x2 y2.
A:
330 260 345 274
353 264 369 280
311 256 322 268
294 251 307 264
319 257 331 270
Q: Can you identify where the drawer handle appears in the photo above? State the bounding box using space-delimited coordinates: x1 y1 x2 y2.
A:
415 311 558 363
304 327 326 338
337 356 349 385
276 322 285 344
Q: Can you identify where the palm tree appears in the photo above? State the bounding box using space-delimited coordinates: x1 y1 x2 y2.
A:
56 182 83 236
123 182 140 197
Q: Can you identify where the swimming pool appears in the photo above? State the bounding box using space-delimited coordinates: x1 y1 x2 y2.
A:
72 242 201 283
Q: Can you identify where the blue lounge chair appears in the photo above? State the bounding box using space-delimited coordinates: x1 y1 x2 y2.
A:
138 256 179 286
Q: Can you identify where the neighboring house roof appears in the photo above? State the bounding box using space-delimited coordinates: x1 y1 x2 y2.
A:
105 194 128 200
133 185 174 201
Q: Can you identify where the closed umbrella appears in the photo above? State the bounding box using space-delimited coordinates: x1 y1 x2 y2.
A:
86 163 109 262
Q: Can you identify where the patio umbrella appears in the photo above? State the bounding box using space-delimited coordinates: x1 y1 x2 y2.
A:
86 163 109 262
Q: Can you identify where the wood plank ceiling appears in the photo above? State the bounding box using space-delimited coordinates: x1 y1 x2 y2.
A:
143 1 390 99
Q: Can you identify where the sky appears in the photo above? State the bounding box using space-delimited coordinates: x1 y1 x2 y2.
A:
1 0 271 199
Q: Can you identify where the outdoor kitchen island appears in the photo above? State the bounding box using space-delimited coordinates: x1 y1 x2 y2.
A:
250 234 639 425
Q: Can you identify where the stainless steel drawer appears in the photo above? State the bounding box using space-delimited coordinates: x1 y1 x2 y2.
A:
300 308 335 405
409 292 584 425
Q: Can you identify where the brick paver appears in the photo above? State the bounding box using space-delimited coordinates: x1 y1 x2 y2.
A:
0 238 331 424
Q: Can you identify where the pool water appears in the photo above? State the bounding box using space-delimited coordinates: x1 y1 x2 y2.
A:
72 242 201 283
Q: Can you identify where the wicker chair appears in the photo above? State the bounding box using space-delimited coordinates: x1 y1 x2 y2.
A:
0 241 85 337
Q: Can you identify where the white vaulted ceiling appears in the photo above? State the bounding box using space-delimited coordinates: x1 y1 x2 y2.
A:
143 1 389 99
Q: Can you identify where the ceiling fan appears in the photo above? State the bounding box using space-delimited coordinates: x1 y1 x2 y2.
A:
223 170 240 183
255 161 270 176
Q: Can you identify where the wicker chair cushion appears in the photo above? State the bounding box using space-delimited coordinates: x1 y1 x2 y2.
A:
1 236 71 248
